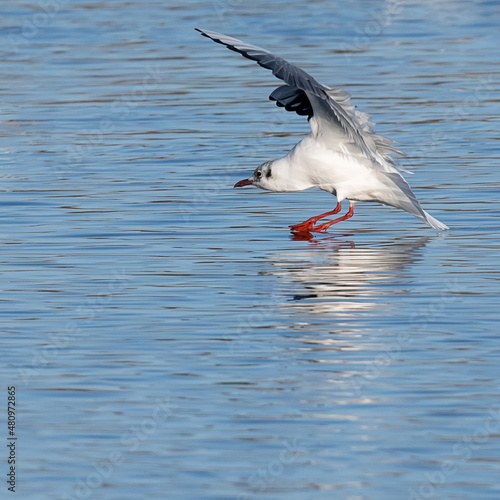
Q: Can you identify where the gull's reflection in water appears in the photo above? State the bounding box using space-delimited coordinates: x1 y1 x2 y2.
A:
261 236 435 410
267 235 431 318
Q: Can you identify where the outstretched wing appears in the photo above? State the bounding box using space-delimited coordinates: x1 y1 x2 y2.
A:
196 28 406 172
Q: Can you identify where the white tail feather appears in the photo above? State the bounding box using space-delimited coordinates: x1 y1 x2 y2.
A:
421 210 449 231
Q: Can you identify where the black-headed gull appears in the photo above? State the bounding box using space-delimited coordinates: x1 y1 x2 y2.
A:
196 29 449 232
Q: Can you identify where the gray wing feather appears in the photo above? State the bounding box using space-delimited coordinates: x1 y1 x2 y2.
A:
196 28 406 171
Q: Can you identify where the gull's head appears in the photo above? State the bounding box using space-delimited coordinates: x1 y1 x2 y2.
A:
234 160 275 190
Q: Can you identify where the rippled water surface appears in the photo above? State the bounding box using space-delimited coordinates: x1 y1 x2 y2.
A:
2 1 500 499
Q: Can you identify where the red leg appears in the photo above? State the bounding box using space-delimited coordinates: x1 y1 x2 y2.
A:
312 202 354 232
290 201 342 233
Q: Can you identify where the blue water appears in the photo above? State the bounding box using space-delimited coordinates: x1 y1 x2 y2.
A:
2 1 500 499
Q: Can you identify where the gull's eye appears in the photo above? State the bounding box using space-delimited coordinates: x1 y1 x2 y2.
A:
255 171 262 178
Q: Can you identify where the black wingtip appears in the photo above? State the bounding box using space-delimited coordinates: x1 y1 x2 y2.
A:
195 28 209 38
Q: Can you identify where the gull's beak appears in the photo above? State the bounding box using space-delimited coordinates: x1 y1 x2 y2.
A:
234 178 253 188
